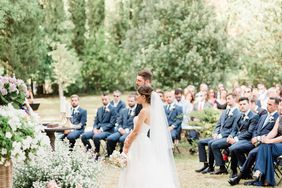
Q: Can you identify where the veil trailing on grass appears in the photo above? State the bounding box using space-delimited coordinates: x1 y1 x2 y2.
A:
150 91 180 188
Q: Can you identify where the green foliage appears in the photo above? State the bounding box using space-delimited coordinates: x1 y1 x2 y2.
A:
69 0 86 55
0 0 46 80
189 108 221 138
123 0 237 88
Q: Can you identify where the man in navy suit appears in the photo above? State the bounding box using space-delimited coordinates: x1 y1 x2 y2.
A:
110 90 126 115
81 93 117 159
196 93 241 174
228 97 280 185
135 69 152 116
106 93 137 156
227 97 259 177
164 91 183 142
61 95 87 149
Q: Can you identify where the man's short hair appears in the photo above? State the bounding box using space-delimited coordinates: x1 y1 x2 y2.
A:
128 92 137 100
102 92 110 97
71 94 79 100
138 69 152 81
174 88 183 95
269 97 281 105
238 97 249 103
226 93 236 99
113 90 121 96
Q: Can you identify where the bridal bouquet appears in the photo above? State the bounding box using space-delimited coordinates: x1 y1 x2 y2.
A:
109 151 127 168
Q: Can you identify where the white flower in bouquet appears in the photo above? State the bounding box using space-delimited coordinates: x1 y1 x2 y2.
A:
109 150 128 168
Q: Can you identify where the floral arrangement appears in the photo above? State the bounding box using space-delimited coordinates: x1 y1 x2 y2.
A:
109 150 127 168
13 141 104 188
0 104 49 166
0 76 28 108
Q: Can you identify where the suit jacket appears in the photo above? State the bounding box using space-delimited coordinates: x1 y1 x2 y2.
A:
253 112 279 138
193 101 212 111
110 100 126 114
214 108 241 138
230 110 259 140
71 107 87 131
164 104 183 131
116 108 135 131
93 104 117 132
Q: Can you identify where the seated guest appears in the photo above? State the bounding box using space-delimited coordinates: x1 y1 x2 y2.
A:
110 90 126 115
215 89 228 110
228 97 280 185
196 93 240 174
81 93 116 159
164 91 183 142
227 97 259 177
193 91 212 111
174 88 185 107
106 94 137 156
61 95 87 149
250 98 267 117
250 115 282 186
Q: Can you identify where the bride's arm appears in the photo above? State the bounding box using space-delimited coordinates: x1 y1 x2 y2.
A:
123 109 146 154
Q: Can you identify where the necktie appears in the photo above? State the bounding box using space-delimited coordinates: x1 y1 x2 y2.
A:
225 109 230 117
128 109 132 115
241 114 245 120
71 108 75 116
167 104 171 111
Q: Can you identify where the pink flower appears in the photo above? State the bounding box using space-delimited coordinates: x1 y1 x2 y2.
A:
1 88 8 96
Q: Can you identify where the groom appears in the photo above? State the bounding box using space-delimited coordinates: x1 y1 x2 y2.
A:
135 69 153 116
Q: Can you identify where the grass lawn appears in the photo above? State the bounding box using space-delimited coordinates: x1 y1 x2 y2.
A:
35 95 253 188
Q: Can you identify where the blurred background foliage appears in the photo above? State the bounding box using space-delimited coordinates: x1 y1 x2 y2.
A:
0 0 281 95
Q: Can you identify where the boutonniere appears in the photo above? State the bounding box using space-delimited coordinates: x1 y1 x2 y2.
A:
171 105 176 110
269 116 274 122
130 111 135 116
228 111 233 117
243 116 249 121
105 107 110 112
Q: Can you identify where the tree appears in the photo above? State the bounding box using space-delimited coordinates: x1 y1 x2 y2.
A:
0 0 46 80
123 0 237 88
48 43 82 98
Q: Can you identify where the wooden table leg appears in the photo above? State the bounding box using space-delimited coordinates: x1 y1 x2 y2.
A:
46 130 56 151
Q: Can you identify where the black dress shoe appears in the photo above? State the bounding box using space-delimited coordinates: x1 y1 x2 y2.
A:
210 168 228 175
195 165 208 173
243 180 256 186
228 176 241 186
229 171 238 178
201 167 214 174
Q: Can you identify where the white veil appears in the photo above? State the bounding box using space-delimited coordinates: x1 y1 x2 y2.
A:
150 92 180 188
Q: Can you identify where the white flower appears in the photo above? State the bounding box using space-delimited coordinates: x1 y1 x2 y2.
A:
5 132 13 139
1 148 7 155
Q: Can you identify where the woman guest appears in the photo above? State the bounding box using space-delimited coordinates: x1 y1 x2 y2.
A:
252 111 282 186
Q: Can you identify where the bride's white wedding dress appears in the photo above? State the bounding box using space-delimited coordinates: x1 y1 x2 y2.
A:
118 92 180 188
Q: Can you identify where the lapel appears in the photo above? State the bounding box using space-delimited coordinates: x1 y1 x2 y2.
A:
220 110 228 128
168 104 176 119
239 111 251 131
259 114 268 131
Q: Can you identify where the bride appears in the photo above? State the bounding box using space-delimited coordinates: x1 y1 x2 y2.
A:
118 85 180 188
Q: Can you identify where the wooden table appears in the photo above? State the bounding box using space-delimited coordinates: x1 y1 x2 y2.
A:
43 124 79 151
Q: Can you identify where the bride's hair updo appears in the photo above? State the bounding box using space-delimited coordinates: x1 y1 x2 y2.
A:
137 85 153 104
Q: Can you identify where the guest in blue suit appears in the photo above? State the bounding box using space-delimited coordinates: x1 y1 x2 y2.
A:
106 93 137 156
164 91 183 142
227 97 259 177
196 93 241 174
61 95 87 149
110 90 126 115
228 97 280 185
81 93 117 159
251 115 282 186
